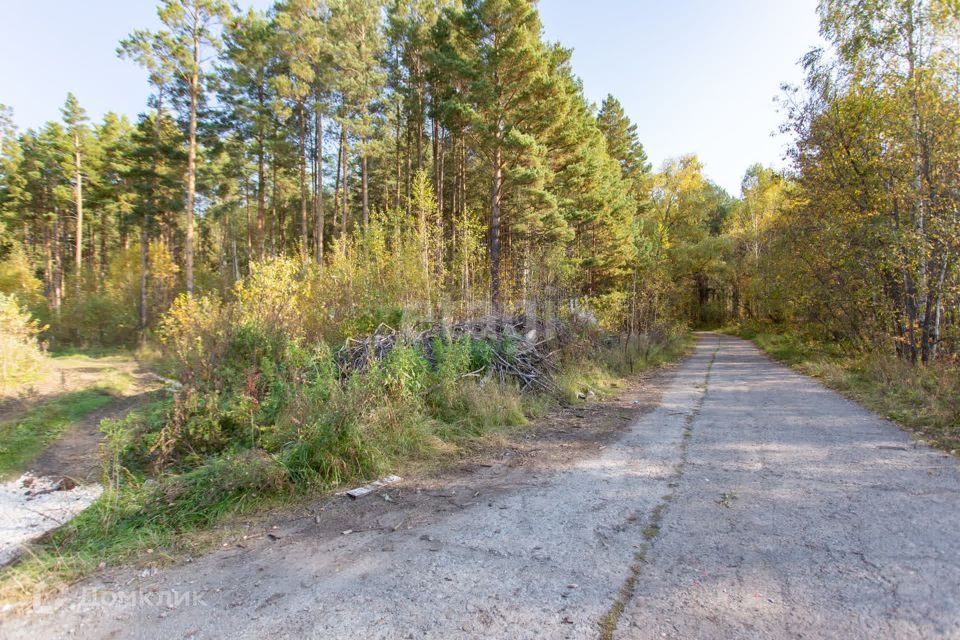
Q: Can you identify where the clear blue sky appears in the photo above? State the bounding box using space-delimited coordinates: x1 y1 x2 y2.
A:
0 0 822 195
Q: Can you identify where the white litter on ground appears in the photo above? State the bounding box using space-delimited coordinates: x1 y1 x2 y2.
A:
0 474 101 566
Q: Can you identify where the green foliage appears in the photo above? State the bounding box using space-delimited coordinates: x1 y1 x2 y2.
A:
556 331 693 404
0 389 114 479
1 0 697 347
0 245 43 306
0 292 48 387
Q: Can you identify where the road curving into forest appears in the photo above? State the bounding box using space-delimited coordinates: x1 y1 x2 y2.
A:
4 333 959 639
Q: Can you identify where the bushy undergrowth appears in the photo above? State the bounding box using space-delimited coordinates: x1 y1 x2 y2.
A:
731 323 960 452
0 259 691 602
0 292 48 388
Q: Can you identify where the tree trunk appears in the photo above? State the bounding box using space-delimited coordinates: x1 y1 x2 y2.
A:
139 221 149 345
99 209 108 286
256 134 266 259
395 100 402 209
416 60 424 170
334 124 343 238
73 130 83 296
141 93 164 341
52 214 63 317
432 116 440 203
341 125 349 235
314 107 324 263
44 224 53 306
185 7 200 296
299 102 309 260
361 139 369 227
490 142 503 313
437 125 444 221
405 126 413 215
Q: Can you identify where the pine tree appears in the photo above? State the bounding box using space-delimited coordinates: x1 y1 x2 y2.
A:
120 0 230 295
220 7 280 260
60 93 92 295
329 0 386 229
126 111 186 336
90 113 135 282
432 0 561 311
597 95 650 192
274 0 329 260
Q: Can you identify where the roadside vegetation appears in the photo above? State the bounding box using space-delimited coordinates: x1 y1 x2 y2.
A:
731 324 960 453
0 0 957 611
0 292 47 389
0 249 690 604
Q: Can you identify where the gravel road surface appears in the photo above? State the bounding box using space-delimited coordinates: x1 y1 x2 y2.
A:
3 333 958 639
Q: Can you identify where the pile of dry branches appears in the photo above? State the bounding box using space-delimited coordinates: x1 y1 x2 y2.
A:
336 315 565 393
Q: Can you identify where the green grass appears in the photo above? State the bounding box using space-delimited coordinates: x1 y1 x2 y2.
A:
0 389 117 480
728 324 960 453
557 332 695 404
47 345 130 359
0 331 694 607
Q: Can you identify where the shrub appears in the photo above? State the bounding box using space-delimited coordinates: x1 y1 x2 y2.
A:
0 245 43 306
0 292 47 387
157 294 232 386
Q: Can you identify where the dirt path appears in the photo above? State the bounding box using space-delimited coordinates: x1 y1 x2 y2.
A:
0 356 144 422
0 356 162 566
27 392 154 483
3 334 959 639
6 355 162 482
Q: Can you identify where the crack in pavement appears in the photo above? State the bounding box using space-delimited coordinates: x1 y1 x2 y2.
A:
614 334 960 640
599 340 720 639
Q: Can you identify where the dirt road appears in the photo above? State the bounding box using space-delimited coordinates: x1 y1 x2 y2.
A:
4 334 959 639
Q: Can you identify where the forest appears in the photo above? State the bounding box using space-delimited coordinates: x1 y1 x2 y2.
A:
0 0 956 359
0 0 959 588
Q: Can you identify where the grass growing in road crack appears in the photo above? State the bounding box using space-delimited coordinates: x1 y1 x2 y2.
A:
717 491 738 507
599 343 718 639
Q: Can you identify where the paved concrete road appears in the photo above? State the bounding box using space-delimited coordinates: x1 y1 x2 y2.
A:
616 334 960 639
3 334 959 639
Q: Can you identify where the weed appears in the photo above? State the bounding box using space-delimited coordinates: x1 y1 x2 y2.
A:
1 324 692 606
718 491 738 507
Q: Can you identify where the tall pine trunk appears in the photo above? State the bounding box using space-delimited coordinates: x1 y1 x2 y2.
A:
185 6 200 296
256 138 266 259
256 84 267 259
52 214 63 317
395 100 402 209
334 124 343 238
139 222 149 345
341 125 349 235
490 141 503 313
314 107 324 263
361 142 369 227
299 102 309 259
73 130 83 296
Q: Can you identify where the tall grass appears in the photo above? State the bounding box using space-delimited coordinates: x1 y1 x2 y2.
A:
0 326 691 605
